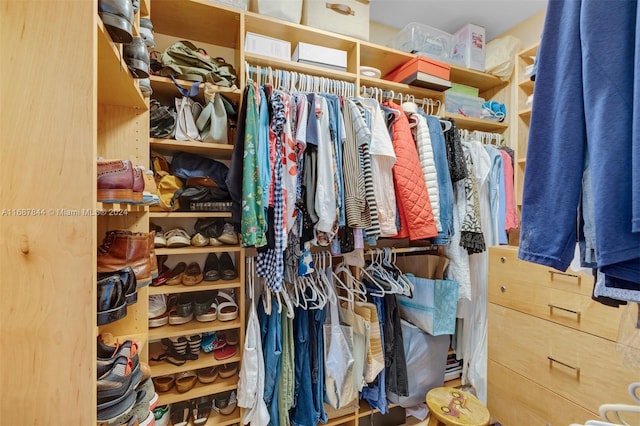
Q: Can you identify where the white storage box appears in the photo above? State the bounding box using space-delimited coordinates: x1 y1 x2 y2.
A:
244 32 291 61
301 0 370 41
249 0 302 23
445 91 484 118
451 23 486 71
293 42 347 71
207 0 248 10
389 22 454 62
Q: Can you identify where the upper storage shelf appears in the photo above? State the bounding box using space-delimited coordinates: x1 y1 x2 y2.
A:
449 65 507 93
359 41 414 77
151 0 241 48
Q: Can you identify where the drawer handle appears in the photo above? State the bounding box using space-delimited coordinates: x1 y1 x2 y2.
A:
500 256 507 263
326 3 355 15
547 356 580 377
548 303 581 320
500 285 507 293
548 270 582 286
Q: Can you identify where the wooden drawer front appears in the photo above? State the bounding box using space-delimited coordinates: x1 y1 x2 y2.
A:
488 275 622 341
488 360 594 426
489 246 593 297
488 304 637 413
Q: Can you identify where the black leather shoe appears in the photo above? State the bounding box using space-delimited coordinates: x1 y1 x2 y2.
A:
218 252 237 280
123 36 150 79
97 275 127 325
98 266 137 305
203 253 220 281
99 0 134 43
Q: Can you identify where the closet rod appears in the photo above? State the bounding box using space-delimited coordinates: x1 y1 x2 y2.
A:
360 84 442 116
245 62 356 96
246 244 442 259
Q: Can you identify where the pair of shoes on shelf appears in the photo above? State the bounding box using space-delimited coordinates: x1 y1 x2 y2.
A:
194 218 238 246
150 334 202 366
169 396 212 426
98 160 157 205
97 266 137 325
203 252 238 281
152 369 197 395
97 230 158 287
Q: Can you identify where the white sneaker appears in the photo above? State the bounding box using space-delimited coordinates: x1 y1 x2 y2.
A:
148 294 167 318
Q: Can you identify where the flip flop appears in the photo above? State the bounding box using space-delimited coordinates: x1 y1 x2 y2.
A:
213 344 237 361
169 400 192 426
192 396 212 425
216 291 238 322
218 363 238 379
201 333 226 353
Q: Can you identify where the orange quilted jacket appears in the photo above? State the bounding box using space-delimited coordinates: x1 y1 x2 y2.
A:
384 101 438 240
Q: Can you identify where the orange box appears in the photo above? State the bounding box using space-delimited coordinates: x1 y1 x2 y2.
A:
384 56 451 82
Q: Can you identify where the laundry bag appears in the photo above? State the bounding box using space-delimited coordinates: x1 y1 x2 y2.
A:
397 273 459 336
324 292 356 409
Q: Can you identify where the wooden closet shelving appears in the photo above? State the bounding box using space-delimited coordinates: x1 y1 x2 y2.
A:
149 137 235 159
148 279 242 295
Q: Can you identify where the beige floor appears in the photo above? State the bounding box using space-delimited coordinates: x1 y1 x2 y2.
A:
401 416 428 426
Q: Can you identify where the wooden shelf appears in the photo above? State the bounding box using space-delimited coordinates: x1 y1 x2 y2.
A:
359 41 415 76
519 43 540 61
244 11 358 53
149 210 232 218
445 113 508 132
519 78 535 92
359 76 445 101
518 107 532 117
149 341 241 377
156 245 241 255
149 317 241 341
245 53 357 82
444 377 463 388
204 408 241 426
517 158 527 165
149 75 242 106
96 202 148 213
325 413 356 426
449 65 507 93
97 19 147 109
151 0 241 48
150 137 235 160
149 279 242 295
156 374 239 405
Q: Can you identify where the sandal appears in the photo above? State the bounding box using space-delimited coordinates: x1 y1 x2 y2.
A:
218 363 238 379
151 375 174 393
219 329 238 346
187 334 202 360
169 294 194 325
166 262 187 286
164 228 191 248
213 344 237 361
194 291 217 322
182 262 203 286
197 366 219 384
170 400 192 426
214 390 237 416
191 396 212 425
216 291 238 322
201 332 226 353
175 370 197 393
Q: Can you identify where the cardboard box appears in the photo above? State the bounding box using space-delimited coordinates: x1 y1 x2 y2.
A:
244 32 291 61
384 56 451 81
292 42 347 71
399 72 451 91
451 23 486 71
301 0 370 41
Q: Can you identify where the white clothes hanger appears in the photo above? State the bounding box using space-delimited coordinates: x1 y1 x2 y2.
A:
599 404 640 426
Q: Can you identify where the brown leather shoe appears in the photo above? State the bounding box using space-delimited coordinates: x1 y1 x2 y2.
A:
97 231 152 286
147 231 158 279
98 160 134 203
132 166 144 203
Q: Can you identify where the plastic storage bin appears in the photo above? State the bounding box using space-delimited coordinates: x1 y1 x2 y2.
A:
445 91 484 118
389 22 454 62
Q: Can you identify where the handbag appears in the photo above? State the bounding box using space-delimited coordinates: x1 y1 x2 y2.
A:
196 84 228 144
173 78 201 141
323 287 356 409
397 273 459 336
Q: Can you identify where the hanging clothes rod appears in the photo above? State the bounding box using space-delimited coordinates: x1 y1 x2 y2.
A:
359 85 442 116
245 61 356 96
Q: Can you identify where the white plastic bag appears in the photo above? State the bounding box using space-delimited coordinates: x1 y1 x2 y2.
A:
485 35 521 81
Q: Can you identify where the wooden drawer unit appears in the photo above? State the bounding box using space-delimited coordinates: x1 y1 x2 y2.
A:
489 246 592 297
488 360 594 426
489 303 636 414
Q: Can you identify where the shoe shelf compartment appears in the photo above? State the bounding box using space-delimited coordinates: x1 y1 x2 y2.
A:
97 19 146 109
156 245 241 255
149 137 235 160
96 202 149 213
156 373 239 406
204 407 241 426
149 317 241 340
443 113 509 132
149 279 242 295
149 210 232 218
149 343 241 377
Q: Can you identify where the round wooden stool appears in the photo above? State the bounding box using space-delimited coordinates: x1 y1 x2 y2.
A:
426 387 490 426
